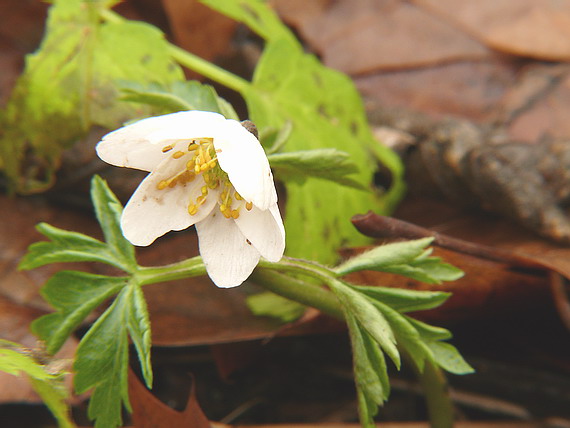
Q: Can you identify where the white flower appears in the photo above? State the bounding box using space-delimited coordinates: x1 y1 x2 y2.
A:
96 111 285 288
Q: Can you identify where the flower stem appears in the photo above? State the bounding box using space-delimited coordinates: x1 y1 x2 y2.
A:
98 9 250 94
252 268 343 320
136 257 206 286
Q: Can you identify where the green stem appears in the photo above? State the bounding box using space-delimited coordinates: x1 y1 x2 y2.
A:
252 268 343 319
99 9 250 94
418 360 454 428
136 257 206 286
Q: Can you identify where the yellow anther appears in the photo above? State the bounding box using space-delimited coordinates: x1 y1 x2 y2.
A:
186 160 194 170
207 180 218 189
194 164 201 173
220 191 228 200
188 142 199 151
246 202 253 211
235 193 243 201
201 186 208 196
222 209 232 219
188 204 198 215
172 151 185 159
207 160 217 168
200 163 209 171
157 180 169 190
196 195 206 205
161 145 173 153
219 204 227 212
231 210 240 219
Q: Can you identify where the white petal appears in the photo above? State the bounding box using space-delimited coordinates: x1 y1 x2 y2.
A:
213 119 277 211
234 203 285 262
145 111 227 144
121 156 218 246
96 111 225 171
196 210 261 288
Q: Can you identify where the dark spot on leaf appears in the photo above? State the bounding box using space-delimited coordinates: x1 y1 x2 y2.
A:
241 3 261 23
350 121 359 136
141 55 151 65
313 72 323 87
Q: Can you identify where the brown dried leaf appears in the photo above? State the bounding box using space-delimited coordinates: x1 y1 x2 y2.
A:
275 0 489 75
414 0 570 61
358 61 517 122
128 368 211 428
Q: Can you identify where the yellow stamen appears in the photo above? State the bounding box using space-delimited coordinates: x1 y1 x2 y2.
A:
222 209 232 219
201 186 208 196
172 151 185 159
220 204 227 212
157 180 169 190
231 209 240 219
188 204 198 215
246 202 253 211
162 145 173 153
235 193 243 201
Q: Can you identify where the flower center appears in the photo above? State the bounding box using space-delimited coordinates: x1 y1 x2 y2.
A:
156 138 253 220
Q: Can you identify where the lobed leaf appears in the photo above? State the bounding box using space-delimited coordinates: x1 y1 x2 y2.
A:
127 284 153 388
335 238 434 276
267 149 368 190
119 80 239 120
353 286 451 313
91 175 137 273
74 287 132 428
32 271 127 355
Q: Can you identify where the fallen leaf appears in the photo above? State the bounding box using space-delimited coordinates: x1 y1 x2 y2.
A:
275 0 490 75
414 0 570 61
359 60 517 122
128 367 211 428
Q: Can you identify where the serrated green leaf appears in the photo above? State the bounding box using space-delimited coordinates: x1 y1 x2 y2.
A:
1 0 183 193
345 310 389 428
127 284 153 388
119 80 239 120
247 291 306 323
372 301 432 373
33 271 127 354
91 175 137 273
332 281 400 368
267 149 367 190
74 287 132 428
407 317 473 375
427 341 474 375
19 223 124 271
353 286 451 313
335 238 434 276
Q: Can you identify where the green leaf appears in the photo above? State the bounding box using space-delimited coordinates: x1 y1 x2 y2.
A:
30 376 75 428
19 223 116 270
127 284 153 388
74 286 132 428
0 0 183 193
199 0 297 43
345 311 389 428
267 149 368 190
91 175 137 273
335 238 434 275
119 80 239 120
353 286 451 313
247 38 404 263
261 121 293 155
426 341 474 375
331 281 400 368
247 291 306 323
0 343 73 428
408 318 474 375
32 271 127 354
